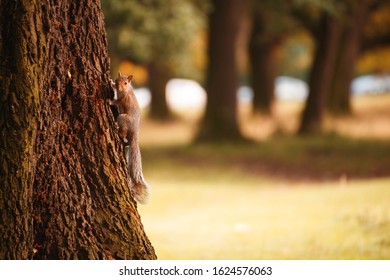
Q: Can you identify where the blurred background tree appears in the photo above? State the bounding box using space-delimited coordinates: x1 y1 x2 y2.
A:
196 0 250 142
327 0 390 115
102 0 205 120
102 0 390 139
98 0 390 260
293 0 345 134
295 0 390 134
248 0 298 116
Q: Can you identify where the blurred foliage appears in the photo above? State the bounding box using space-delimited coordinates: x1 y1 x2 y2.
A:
364 1 390 40
102 0 206 80
359 1 390 74
280 31 313 80
358 46 390 74
292 0 345 17
101 0 390 89
101 0 390 84
252 0 299 39
290 0 390 75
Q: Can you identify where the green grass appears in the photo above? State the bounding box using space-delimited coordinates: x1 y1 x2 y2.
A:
138 138 390 259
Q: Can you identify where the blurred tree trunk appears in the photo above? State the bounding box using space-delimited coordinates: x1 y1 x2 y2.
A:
298 15 342 134
196 0 249 142
147 62 172 120
0 0 156 260
249 10 279 115
328 2 371 115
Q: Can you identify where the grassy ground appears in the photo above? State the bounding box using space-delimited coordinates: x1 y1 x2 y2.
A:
137 95 390 259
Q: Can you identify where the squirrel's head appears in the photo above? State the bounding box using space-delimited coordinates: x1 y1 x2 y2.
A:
114 72 133 96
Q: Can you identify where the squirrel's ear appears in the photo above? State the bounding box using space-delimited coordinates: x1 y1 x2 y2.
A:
128 75 133 82
118 71 122 77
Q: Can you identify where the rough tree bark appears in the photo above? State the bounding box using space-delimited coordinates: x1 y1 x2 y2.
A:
196 0 249 142
0 0 156 260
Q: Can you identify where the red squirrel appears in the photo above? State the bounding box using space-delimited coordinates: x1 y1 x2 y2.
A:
109 73 150 204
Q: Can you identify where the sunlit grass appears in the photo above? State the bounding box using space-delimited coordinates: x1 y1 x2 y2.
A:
139 173 390 259
137 94 390 259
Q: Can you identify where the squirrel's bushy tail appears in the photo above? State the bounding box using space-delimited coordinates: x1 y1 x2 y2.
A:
124 141 150 204
131 182 150 204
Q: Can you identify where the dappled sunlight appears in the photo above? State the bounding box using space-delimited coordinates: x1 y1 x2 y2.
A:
139 93 390 145
239 100 304 140
325 95 390 139
139 117 197 147
240 94 390 140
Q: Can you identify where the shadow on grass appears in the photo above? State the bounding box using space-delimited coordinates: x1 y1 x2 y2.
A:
142 134 390 182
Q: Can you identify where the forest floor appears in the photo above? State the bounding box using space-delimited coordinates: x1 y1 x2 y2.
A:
138 94 390 259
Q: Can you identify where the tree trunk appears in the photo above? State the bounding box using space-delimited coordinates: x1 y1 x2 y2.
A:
328 2 370 115
196 0 249 142
0 0 156 260
249 11 279 115
0 0 42 259
147 62 172 120
298 14 342 135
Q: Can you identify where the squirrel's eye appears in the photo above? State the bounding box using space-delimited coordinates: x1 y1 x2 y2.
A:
124 82 127 85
